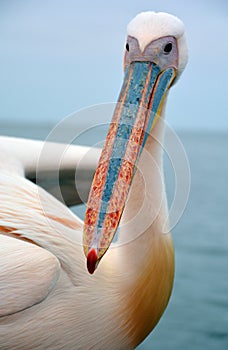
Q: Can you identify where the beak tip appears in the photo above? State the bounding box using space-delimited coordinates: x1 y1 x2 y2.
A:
87 248 98 274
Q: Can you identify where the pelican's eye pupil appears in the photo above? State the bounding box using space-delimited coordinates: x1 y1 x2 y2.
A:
126 43 130 52
163 42 173 54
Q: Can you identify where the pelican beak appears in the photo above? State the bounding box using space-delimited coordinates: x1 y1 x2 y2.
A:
83 61 176 274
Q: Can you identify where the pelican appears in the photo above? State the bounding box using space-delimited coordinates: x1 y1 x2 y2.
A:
0 11 188 350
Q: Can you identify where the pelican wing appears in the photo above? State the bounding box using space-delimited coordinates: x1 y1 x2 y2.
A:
0 234 60 317
0 136 100 206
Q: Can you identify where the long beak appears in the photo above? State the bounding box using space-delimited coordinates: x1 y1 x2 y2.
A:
83 61 176 273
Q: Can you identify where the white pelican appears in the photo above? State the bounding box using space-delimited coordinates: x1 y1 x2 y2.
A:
0 11 188 350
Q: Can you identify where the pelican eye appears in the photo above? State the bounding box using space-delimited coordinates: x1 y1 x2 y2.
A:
163 42 173 54
126 43 130 52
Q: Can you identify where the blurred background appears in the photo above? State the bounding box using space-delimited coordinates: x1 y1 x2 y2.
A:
1 1 228 349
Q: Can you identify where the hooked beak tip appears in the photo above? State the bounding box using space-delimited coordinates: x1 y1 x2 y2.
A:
87 248 98 274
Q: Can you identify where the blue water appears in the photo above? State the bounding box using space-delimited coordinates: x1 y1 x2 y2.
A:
1 125 228 349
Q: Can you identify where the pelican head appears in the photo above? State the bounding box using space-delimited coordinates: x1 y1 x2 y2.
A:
83 11 188 273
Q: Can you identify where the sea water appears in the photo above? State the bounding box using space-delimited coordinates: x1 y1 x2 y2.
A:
1 125 228 350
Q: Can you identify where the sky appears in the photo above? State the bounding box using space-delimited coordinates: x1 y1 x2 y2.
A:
0 0 227 130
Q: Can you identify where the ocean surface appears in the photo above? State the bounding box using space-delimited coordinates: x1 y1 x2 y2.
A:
1 125 228 350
